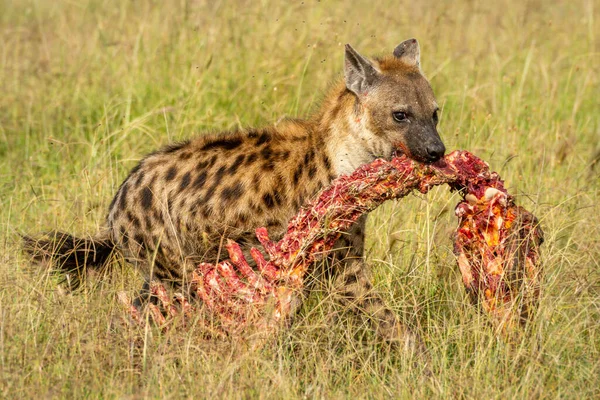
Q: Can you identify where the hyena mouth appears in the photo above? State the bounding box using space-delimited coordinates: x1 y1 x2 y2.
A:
391 142 410 159
391 149 405 158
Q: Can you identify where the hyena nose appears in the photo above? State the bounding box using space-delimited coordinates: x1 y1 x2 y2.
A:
426 141 446 162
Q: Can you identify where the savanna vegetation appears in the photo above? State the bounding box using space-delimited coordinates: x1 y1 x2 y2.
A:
1 0 598 397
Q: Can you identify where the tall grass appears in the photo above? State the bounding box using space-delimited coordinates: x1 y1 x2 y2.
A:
1 0 598 397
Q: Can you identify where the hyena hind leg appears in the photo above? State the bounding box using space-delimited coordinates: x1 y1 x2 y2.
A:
132 278 153 309
130 255 201 309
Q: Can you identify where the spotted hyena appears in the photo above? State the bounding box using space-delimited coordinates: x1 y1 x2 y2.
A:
24 39 445 343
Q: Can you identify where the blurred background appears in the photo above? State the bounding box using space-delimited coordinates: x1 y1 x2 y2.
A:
0 0 598 397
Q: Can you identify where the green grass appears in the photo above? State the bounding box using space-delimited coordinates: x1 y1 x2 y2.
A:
1 0 599 398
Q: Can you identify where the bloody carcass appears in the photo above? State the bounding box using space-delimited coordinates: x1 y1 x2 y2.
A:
119 150 543 337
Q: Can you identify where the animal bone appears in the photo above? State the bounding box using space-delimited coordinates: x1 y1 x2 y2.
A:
119 150 543 338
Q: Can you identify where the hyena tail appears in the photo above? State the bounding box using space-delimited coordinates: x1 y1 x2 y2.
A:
22 231 117 290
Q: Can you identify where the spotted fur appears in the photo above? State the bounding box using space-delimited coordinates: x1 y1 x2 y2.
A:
24 39 444 344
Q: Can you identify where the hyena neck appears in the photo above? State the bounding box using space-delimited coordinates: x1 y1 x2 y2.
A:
313 81 377 177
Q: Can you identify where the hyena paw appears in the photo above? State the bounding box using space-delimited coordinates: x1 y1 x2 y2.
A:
375 311 427 355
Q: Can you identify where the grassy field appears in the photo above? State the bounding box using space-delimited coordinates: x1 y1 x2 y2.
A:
1 0 599 398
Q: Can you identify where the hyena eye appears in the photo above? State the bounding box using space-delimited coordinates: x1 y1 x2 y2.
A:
393 111 408 123
433 109 439 125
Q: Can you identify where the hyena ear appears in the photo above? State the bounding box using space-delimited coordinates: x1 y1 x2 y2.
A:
344 44 380 95
393 38 420 69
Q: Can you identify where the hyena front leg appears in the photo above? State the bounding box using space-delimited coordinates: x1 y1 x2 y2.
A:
329 216 424 351
333 259 424 352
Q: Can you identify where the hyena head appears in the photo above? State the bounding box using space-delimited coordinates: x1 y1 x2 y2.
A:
344 39 445 163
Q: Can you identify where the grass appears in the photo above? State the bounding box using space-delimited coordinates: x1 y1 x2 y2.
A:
1 0 599 397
